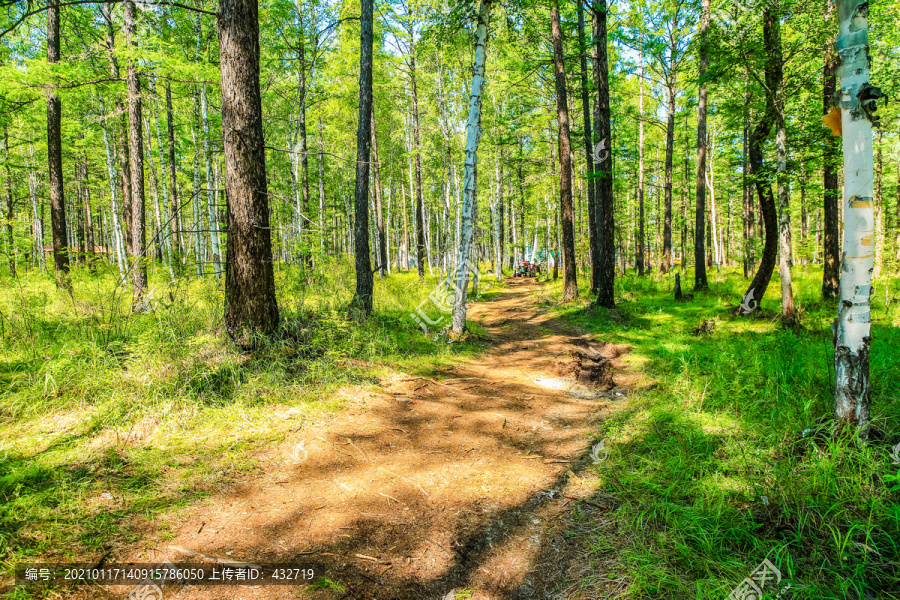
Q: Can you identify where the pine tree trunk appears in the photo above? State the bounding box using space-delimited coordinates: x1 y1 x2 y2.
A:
124 0 147 307
637 49 645 277
352 0 375 313
577 0 599 294
694 0 710 290
219 0 280 339
551 0 577 301
592 0 615 308
47 0 70 286
450 0 492 337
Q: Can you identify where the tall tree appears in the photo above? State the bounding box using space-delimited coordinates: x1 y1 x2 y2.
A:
772 6 795 325
371 106 388 278
694 0 709 291
593 0 615 308
219 0 280 339
739 8 780 313
551 0 576 301
47 0 70 286
124 0 147 308
352 0 374 313
450 0 492 337
577 0 599 293
637 47 645 277
833 0 879 429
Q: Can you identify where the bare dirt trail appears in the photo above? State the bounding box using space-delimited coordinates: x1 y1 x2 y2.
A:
121 278 633 600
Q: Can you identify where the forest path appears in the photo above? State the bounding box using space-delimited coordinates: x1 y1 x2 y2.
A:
125 278 633 600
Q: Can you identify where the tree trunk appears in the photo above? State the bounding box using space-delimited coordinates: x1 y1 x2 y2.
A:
47 0 70 287
822 5 841 299
694 0 709 290
125 0 147 308
352 0 375 313
592 0 615 308
371 107 388 278
3 126 16 277
551 0 577 301
219 0 280 339
833 0 876 430
450 0 492 337
201 85 222 277
165 84 181 259
99 96 127 280
577 0 599 293
873 131 882 277
774 11 795 326
318 116 326 256
662 83 675 274
407 39 426 280
637 48 645 277
739 9 780 314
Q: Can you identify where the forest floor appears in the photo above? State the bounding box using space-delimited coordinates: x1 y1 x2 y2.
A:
5 266 899 599
96 278 635 600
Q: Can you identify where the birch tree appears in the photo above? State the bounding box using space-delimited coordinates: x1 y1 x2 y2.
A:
833 0 881 429
450 0 492 337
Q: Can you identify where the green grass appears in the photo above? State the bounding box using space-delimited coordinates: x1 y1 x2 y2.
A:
544 265 900 599
0 257 489 595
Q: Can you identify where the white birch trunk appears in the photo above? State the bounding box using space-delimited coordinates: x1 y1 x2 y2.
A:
201 85 221 278
98 102 126 281
450 0 492 337
834 0 876 428
490 182 502 281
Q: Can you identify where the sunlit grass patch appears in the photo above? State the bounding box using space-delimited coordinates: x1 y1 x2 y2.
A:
0 258 490 578
544 265 900 599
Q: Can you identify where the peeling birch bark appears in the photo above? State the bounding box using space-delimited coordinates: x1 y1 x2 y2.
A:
833 0 877 429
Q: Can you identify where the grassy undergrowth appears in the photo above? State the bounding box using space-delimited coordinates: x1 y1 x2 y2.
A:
544 266 900 599
0 257 489 589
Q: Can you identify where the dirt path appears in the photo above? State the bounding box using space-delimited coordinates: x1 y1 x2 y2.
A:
120 279 633 600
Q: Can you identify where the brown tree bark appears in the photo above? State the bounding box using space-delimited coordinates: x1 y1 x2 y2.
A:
47 0 70 286
694 0 709 291
352 0 375 313
637 49 645 277
592 0 615 308
740 9 780 313
219 0 280 339
125 0 148 308
551 0 577 301
576 0 599 294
